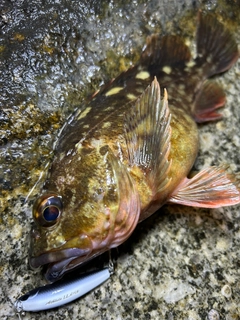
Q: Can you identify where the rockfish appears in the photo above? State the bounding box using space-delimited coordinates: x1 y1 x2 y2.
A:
29 13 239 282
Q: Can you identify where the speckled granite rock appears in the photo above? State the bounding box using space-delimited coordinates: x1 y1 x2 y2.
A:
0 1 240 319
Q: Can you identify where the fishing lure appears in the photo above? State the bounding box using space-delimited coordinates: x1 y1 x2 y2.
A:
14 265 113 315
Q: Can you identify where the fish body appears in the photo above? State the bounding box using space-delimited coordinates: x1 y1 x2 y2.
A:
30 13 239 282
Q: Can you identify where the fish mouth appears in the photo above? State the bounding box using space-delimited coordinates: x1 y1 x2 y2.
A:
29 226 98 282
29 247 92 282
29 246 108 282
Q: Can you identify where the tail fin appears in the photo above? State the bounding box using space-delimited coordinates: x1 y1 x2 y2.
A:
196 12 239 77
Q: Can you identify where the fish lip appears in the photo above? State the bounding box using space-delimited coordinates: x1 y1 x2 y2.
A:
30 247 107 282
29 247 90 270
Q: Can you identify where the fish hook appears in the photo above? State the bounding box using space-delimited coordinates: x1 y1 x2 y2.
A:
15 311 25 320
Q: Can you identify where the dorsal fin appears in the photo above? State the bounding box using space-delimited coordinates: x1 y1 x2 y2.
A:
141 34 191 67
124 78 172 194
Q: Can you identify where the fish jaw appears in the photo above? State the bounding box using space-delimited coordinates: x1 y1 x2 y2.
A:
29 227 93 269
29 228 99 282
29 146 141 282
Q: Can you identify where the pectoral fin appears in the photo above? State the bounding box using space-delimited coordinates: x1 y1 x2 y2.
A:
124 77 172 194
168 166 240 208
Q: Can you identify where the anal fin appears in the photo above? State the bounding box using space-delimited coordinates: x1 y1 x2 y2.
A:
124 78 172 194
168 166 240 208
193 80 226 123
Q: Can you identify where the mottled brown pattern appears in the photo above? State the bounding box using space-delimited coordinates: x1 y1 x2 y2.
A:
29 13 239 282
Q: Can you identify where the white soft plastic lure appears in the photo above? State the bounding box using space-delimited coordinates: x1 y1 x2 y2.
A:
14 267 112 315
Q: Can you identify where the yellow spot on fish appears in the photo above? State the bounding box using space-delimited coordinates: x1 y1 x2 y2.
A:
136 87 144 94
135 71 150 80
55 235 66 245
105 87 123 96
75 141 83 153
105 107 114 111
48 234 66 249
178 84 186 96
127 93 137 100
77 107 92 120
185 39 191 47
162 66 172 74
102 122 111 129
185 61 196 68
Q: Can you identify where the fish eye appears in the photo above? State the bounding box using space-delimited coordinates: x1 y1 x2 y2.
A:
33 193 63 227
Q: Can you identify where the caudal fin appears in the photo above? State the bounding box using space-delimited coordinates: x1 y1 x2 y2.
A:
196 12 239 77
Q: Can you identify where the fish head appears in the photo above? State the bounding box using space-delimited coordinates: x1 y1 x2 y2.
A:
29 143 140 282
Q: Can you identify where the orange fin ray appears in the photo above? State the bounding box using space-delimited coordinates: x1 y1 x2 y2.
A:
168 166 240 208
193 80 226 123
124 78 172 194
